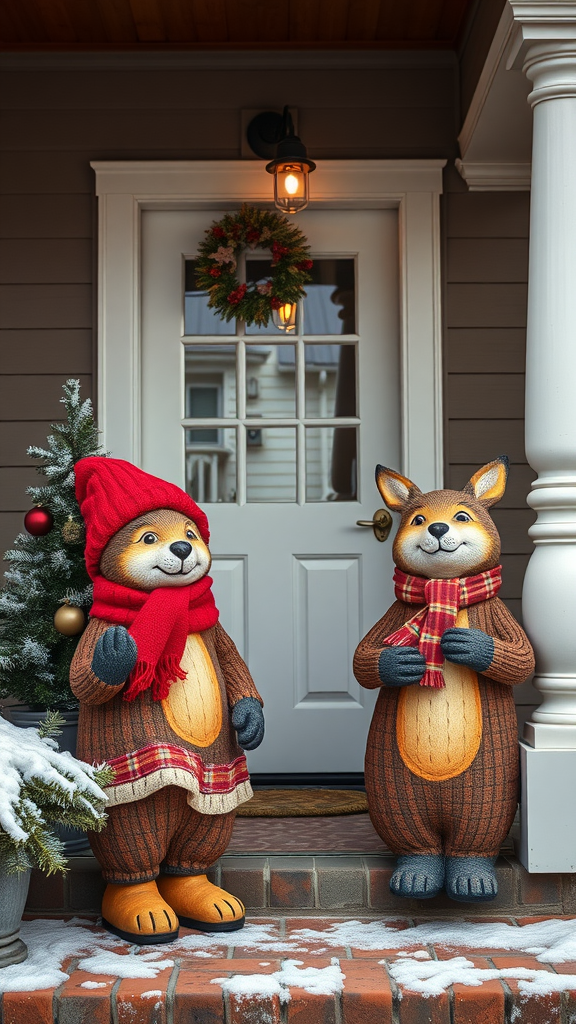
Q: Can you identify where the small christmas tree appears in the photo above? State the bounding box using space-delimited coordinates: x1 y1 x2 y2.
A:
0 380 106 710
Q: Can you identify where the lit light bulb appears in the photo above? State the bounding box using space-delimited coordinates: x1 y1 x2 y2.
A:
285 173 299 195
272 301 297 332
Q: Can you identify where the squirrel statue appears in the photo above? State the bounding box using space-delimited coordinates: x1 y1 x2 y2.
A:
70 457 264 943
353 457 534 902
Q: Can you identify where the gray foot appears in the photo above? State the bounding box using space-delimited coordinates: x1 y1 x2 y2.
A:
390 854 445 899
445 856 498 903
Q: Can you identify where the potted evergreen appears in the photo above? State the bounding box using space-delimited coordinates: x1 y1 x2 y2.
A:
0 711 112 967
0 379 106 852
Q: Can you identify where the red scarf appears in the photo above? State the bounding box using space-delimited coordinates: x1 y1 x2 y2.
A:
91 576 219 702
384 566 502 689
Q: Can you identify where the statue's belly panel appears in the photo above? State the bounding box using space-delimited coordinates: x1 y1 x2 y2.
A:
396 609 482 781
161 633 222 748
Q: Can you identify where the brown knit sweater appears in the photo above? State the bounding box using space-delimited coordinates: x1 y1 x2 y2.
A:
71 618 262 814
353 596 534 690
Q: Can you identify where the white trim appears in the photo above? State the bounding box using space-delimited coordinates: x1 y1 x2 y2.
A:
455 159 532 190
458 3 516 158
93 159 445 492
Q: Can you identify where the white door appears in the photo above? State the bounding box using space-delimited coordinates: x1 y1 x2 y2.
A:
141 208 400 773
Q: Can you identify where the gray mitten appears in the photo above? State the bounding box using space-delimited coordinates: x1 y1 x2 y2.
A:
440 628 494 673
92 625 138 686
378 646 426 687
231 697 265 750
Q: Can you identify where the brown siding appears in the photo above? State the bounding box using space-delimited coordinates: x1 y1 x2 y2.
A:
442 170 537 713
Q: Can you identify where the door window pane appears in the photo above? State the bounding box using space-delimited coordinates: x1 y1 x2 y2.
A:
305 426 357 502
304 343 357 418
244 259 300 336
185 426 236 504
184 344 236 418
246 345 296 417
246 427 296 503
302 259 355 335
184 259 236 336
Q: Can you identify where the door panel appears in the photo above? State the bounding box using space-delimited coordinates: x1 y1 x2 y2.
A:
141 208 400 772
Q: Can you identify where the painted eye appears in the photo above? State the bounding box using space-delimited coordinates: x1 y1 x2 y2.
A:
411 514 426 526
141 532 158 545
186 530 196 540
454 511 472 523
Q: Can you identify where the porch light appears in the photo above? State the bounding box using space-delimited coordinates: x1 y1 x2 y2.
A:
272 301 297 332
266 108 316 213
246 107 316 214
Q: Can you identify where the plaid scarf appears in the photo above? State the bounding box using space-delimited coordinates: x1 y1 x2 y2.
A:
384 565 502 688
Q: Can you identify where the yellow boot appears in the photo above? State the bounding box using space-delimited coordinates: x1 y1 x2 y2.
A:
157 874 245 933
101 880 179 944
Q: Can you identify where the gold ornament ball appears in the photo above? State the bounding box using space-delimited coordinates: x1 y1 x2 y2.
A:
62 519 85 544
54 604 85 636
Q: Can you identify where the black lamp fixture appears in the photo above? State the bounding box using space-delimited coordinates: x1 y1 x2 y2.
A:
246 106 316 214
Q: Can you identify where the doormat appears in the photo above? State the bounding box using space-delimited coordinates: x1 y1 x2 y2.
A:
236 789 369 817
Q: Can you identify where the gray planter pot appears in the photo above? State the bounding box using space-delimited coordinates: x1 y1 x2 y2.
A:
0 863 31 967
6 708 90 854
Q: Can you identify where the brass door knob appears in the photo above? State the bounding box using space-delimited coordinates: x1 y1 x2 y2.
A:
356 508 393 543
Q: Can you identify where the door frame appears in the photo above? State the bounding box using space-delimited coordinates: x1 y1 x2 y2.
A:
92 158 446 491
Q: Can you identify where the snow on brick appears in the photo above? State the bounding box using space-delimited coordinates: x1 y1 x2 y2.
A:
211 958 345 1004
387 954 576 998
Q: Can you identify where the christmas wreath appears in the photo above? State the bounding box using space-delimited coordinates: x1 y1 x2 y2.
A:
195 205 313 327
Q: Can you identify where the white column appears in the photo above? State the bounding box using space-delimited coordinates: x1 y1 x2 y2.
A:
508 2 576 871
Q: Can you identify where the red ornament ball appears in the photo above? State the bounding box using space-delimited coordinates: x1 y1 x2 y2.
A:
24 507 53 536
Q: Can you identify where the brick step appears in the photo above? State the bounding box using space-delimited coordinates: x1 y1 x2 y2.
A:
8 913 576 1024
25 851 576 918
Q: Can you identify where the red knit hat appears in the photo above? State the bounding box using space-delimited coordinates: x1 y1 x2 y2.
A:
75 457 210 579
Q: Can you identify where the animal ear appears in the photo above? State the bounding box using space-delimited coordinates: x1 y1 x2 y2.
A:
375 466 421 512
464 456 509 507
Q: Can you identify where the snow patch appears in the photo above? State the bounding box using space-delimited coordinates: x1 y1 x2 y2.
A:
80 981 108 989
141 990 163 999
211 958 345 1004
387 954 576 998
77 951 173 980
289 917 576 963
0 919 118 993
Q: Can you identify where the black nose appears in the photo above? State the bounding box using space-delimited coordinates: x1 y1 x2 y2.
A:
170 541 193 561
428 522 450 538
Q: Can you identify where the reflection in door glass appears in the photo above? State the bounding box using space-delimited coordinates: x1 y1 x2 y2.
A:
246 345 296 417
246 427 296 503
184 344 236 419
184 260 236 336
185 426 236 504
305 426 357 502
304 344 356 418
303 259 355 335
244 260 299 336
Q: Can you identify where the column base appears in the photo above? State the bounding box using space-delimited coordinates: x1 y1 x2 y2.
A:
519 741 576 872
524 720 576 748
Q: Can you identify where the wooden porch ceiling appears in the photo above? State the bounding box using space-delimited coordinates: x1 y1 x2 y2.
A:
0 0 475 51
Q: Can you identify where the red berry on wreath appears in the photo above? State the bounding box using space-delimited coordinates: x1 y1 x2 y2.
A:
212 226 226 239
270 296 282 310
272 241 289 262
24 506 53 536
246 228 260 244
209 268 221 278
296 259 314 271
228 284 247 305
